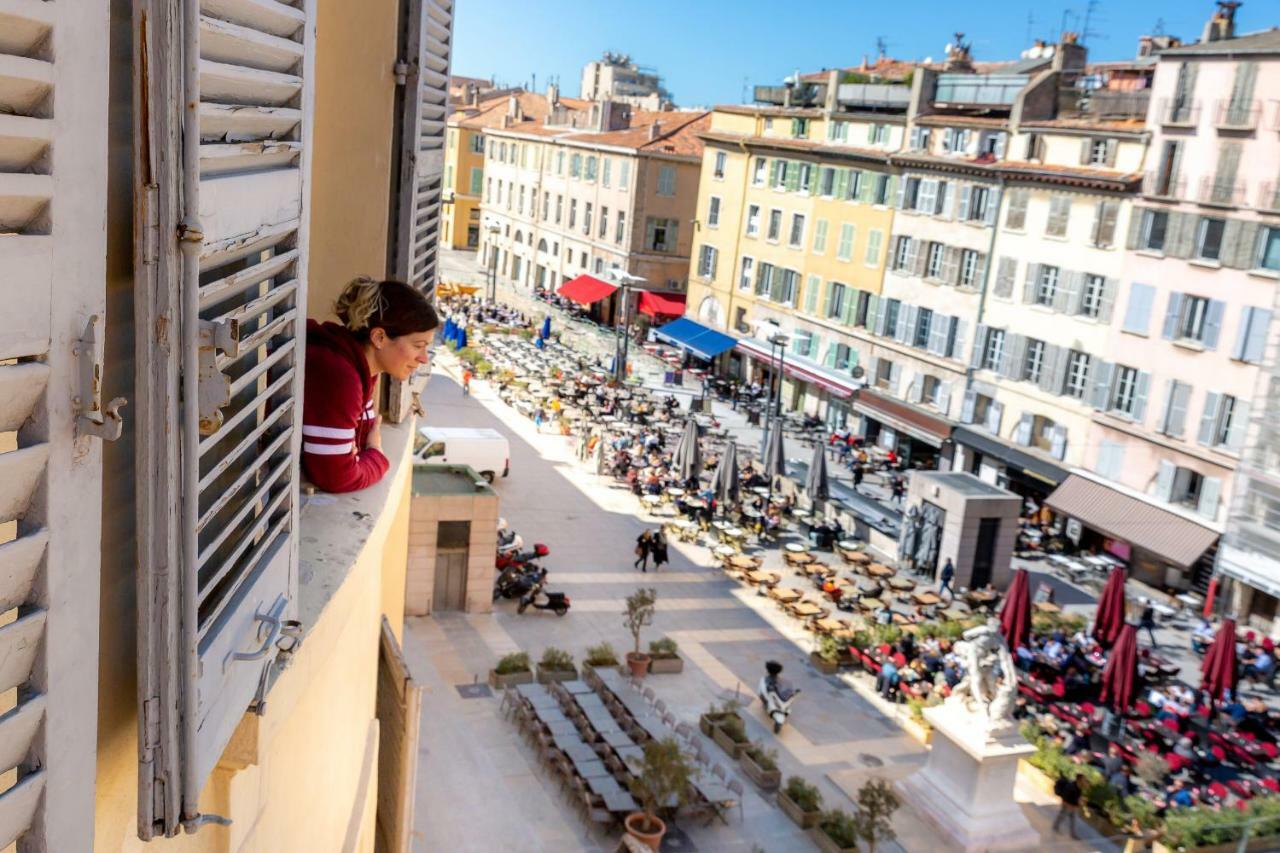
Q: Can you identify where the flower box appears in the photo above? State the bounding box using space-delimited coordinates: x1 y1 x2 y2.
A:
699 712 737 738
903 716 933 746
741 751 781 792
712 724 748 759
810 651 839 675
1016 758 1057 797
777 790 821 829
536 664 579 684
809 826 857 853
1155 839 1280 853
488 668 533 689
648 654 683 674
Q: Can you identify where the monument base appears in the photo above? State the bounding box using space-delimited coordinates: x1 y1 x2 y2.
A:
897 703 1039 852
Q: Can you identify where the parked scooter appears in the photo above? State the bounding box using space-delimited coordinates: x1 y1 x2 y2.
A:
516 570 570 616
757 660 800 733
493 563 543 601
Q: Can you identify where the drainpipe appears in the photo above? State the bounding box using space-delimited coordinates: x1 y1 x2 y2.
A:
955 174 1006 469
178 0 205 830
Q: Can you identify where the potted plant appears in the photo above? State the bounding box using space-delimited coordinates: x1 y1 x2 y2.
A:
624 737 696 852
851 778 900 853
647 636 683 674
699 699 741 737
711 710 749 759
623 588 657 678
811 635 841 675
583 642 619 677
811 808 860 853
488 651 533 688
778 775 824 829
535 647 578 684
740 741 782 791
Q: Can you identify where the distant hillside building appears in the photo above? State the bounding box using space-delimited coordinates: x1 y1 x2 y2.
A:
580 51 673 109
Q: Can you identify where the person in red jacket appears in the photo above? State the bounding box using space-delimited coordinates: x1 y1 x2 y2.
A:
303 277 439 493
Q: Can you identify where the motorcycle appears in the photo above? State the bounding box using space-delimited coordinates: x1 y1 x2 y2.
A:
496 541 548 573
493 563 543 601
517 570 570 616
758 661 800 733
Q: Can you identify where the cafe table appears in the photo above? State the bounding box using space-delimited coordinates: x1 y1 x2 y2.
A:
843 550 872 566
912 590 942 607
866 563 895 578
560 680 595 696
554 736 600 764
751 486 770 497
789 601 825 619
728 554 762 571
665 487 685 498
768 587 802 604
1033 600 1062 614
746 571 780 587
574 758 612 780
886 576 916 592
784 542 809 554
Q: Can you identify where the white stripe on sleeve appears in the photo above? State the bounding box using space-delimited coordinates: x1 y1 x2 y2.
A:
302 425 356 439
303 441 354 455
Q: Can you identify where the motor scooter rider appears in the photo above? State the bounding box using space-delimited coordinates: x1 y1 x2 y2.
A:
759 660 800 732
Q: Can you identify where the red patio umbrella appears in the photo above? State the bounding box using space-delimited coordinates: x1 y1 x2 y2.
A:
999 568 1032 651
1201 617 1239 702
1093 566 1127 648
1100 623 1139 712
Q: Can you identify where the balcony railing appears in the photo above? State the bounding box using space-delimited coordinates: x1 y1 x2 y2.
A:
1198 176 1247 207
753 83 826 107
1215 98 1261 130
836 83 911 110
1082 89 1151 119
1142 170 1187 200
1258 181 1280 213
1159 97 1201 127
935 73 1027 106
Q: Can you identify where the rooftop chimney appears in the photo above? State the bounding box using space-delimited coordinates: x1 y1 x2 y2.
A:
468 82 479 107
547 82 559 106
507 94 522 120
1202 0 1240 42
648 120 662 141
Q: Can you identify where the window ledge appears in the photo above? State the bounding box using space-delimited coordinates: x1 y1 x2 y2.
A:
1247 268 1280 281
1135 249 1166 259
1189 258 1222 270
297 412 417 632
1172 339 1206 353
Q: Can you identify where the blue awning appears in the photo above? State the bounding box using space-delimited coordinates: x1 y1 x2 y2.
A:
653 317 738 361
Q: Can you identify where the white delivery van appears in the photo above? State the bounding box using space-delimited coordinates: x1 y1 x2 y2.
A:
414 427 510 482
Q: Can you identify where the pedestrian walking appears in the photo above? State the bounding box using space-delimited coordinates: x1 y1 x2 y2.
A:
890 475 906 503
533 407 545 433
634 530 653 572
461 366 472 395
1052 772 1082 838
939 558 955 601
1138 598 1159 647
852 463 864 493
651 530 669 572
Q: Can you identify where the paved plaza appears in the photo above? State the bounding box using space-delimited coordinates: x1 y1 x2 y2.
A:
403 311 1130 851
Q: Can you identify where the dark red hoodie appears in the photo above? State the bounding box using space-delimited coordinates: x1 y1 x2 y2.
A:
302 320 388 493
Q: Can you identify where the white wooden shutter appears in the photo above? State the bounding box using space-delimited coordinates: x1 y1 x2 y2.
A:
392 0 454 294
0 2 110 849
134 0 315 837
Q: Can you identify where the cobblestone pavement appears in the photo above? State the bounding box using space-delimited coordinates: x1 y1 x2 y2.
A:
403 313 1123 851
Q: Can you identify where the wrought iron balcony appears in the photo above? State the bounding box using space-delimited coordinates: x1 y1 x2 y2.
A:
1198 176 1247 207
1257 181 1280 213
1142 170 1186 200
836 83 910 110
1081 89 1150 119
1159 97 1200 127
753 83 826 108
1215 98 1261 130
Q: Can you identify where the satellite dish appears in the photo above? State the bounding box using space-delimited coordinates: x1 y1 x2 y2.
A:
851 365 866 379
944 42 954 54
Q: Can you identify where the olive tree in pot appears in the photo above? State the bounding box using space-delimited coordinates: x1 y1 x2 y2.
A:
624 737 696 851
623 588 657 678
852 778 900 853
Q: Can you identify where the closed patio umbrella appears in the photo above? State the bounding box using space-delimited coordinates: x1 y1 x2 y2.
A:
1093 566 1127 649
805 442 829 503
456 328 468 350
673 418 702 484
999 568 1033 652
762 423 786 485
711 440 740 506
1099 623 1139 713
540 315 551 340
1201 617 1239 703
897 505 921 566
914 503 941 574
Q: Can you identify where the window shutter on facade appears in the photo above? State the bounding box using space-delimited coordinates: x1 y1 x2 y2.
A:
1234 307 1272 363
888 362 902 396
984 401 1004 434
1167 213 1196 259
1131 371 1151 424
1202 299 1225 349
1161 380 1191 438
984 190 999 226
1089 362 1116 410
1022 262 1040 303
1013 413 1033 446
970 325 988 369
1198 477 1222 521
1001 335 1027 380
1050 425 1068 460
0 2 110 849
957 184 971 220
960 390 977 423
1229 62 1258 114
1039 345 1067 394
1092 201 1118 247
950 319 967 362
993 257 1016 298
1161 292 1185 339
1078 138 1093 165
1197 392 1222 445
769 159 780 186
1097 278 1118 322
1155 459 1177 501
1058 270 1083 314
1123 283 1155 335
1226 400 1250 451
1126 208 1145 249
132 0 331 837
785 161 801 192
894 176 907 209
927 316 948 356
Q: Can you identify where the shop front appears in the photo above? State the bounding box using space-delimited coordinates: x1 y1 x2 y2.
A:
950 427 1067 504
735 337 860 424
1045 473 1219 591
852 389 952 470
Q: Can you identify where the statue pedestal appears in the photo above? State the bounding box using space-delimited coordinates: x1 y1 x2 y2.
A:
897 703 1038 852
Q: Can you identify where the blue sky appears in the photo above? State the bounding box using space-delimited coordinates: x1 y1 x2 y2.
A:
453 0 1278 107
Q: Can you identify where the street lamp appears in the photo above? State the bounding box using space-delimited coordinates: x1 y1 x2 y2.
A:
762 331 789 524
484 222 501 303
609 266 646 383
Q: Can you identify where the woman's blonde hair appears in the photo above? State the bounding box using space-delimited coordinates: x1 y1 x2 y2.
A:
333 276 439 341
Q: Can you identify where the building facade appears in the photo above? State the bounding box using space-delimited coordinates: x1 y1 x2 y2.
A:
580 51 672 109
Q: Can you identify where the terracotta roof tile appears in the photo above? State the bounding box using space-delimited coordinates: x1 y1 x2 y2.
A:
715 104 825 119
561 111 711 155
1020 117 1147 134
699 130 892 164
915 115 1010 128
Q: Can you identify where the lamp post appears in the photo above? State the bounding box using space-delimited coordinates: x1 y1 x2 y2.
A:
762 331 789 521
609 266 646 383
484 223 501 304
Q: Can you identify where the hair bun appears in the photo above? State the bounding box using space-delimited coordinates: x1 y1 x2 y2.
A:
334 276 385 331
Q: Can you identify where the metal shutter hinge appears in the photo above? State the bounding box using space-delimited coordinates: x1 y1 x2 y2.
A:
393 60 410 86
73 315 128 441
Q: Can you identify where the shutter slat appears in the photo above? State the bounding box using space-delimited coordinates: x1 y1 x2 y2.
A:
0 770 45 850
0 611 45 693
0 529 46 614
0 443 48 525
196 425 293 533
197 457 291 575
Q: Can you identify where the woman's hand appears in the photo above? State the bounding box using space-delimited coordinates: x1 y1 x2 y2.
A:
365 415 383 453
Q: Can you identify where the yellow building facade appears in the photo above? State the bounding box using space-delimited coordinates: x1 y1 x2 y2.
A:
443 123 487 249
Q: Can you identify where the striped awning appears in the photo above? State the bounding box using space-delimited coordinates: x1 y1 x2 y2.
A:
1046 474 1219 568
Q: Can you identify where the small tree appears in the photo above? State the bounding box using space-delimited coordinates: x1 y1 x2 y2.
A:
852 778 900 853
628 737 695 834
623 587 657 658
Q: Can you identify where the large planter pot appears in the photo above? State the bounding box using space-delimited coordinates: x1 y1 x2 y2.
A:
777 790 821 829
648 654 684 674
903 716 933 746
626 652 651 678
810 652 839 675
624 812 666 851
809 825 857 853
740 751 781 792
1155 839 1280 853
699 712 737 737
536 664 578 684
1016 758 1057 798
582 661 619 680
712 724 747 759
488 668 533 689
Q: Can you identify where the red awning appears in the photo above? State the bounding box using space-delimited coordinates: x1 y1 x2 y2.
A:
637 291 686 317
557 274 617 305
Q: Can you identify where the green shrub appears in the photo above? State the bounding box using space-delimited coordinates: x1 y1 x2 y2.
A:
849 630 872 651
853 778 900 852
871 624 901 646
817 809 860 849
1133 753 1169 788
720 713 748 744
494 651 530 675
783 776 823 812
817 634 840 663
744 742 778 771
474 359 493 376
584 642 618 667
648 636 678 658
539 647 575 671
906 697 926 723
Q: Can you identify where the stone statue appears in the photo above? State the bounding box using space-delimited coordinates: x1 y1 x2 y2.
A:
947 619 1018 736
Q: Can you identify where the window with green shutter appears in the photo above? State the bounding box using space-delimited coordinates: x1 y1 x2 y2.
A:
805 275 821 313
813 219 829 254
785 161 801 192
837 223 855 261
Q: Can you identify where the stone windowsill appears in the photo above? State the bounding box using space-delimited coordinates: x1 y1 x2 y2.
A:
297 414 416 630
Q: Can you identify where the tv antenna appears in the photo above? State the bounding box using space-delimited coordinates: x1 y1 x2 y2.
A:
875 36 890 59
